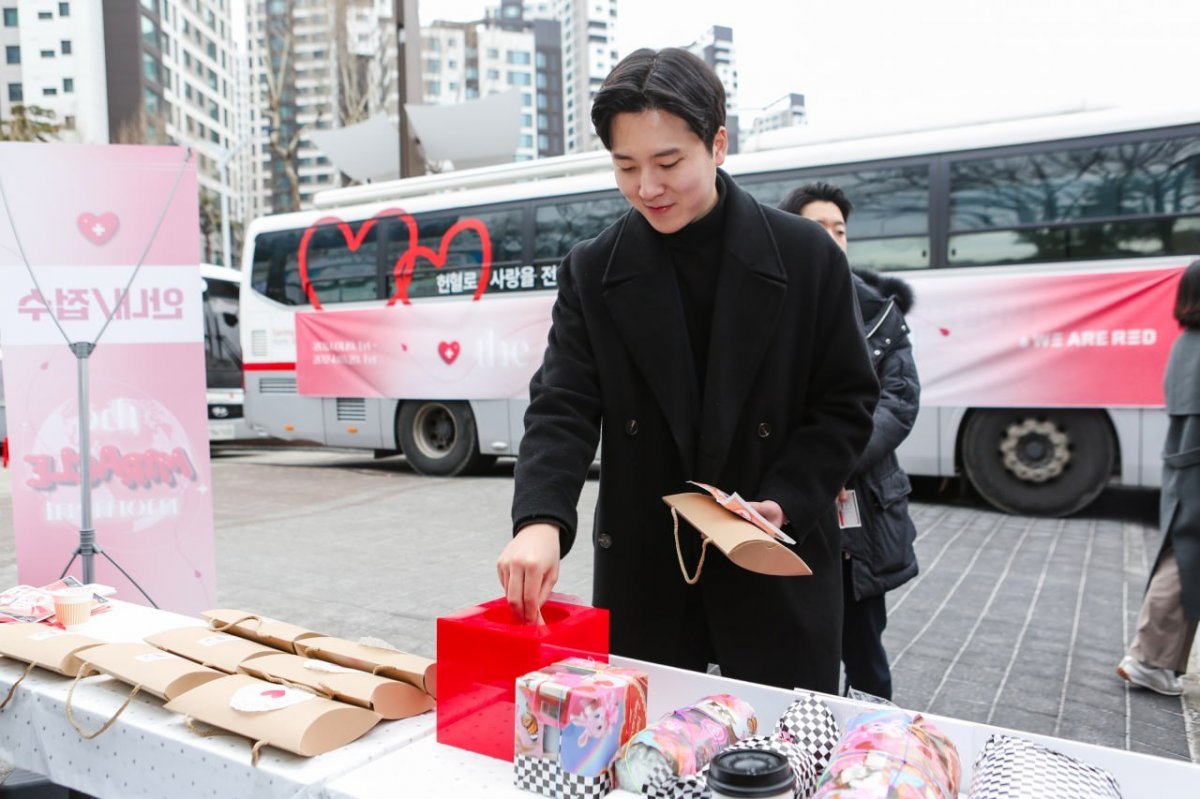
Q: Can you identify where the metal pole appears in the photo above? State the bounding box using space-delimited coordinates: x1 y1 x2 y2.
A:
71 341 96 584
220 181 232 268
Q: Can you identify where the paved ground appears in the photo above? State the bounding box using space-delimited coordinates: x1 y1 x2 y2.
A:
0 445 1196 771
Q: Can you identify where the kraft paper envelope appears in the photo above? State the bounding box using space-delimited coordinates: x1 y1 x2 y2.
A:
201 609 324 655
0 623 102 676
163 674 381 758
663 492 812 577
77 642 225 701
238 653 434 720
293 637 437 698
145 627 277 674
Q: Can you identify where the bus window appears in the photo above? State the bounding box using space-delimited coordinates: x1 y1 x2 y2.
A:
302 220 380 304
250 228 305 305
384 207 525 299
534 195 626 261
203 276 242 389
741 165 931 270
948 134 1200 266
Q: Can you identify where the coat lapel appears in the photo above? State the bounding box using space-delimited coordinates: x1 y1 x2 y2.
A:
602 210 700 471
697 174 788 479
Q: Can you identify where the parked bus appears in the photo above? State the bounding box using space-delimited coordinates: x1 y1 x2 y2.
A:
238 107 1200 516
202 264 255 442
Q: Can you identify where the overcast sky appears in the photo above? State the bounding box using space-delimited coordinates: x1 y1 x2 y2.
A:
420 0 1200 135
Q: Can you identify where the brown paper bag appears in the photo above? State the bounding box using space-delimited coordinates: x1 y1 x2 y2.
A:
145 627 277 674
238 653 434 720
293 637 437 698
663 492 812 579
201 610 324 654
163 674 381 759
78 642 224 701
0 623 102 677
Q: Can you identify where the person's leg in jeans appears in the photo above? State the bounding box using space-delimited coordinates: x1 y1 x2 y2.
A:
842 556 893 700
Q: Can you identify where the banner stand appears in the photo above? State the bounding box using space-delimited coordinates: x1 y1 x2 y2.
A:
56 341 157 606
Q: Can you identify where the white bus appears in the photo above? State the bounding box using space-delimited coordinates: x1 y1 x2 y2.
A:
239 107 1200 517
201 264 256 442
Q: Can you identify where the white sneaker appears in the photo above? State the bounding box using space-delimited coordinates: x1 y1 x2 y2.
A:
1117 655 1183 696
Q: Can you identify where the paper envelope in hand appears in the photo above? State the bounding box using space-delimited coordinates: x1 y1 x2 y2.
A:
663 492 811 577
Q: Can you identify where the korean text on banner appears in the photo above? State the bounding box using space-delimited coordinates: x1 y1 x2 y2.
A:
0 143 215 615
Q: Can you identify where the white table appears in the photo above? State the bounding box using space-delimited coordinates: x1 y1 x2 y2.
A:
0 602 434 799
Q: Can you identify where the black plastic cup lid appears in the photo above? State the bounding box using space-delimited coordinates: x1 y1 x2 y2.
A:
706 749 794 797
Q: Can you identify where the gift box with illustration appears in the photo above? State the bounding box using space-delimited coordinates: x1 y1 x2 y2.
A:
513 658 648 798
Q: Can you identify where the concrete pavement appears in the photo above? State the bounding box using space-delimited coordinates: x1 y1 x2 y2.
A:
0 445 1196 768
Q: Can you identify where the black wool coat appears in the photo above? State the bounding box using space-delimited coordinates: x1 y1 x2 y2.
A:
843 269 921 601
1157 327 1200 618
512 172 879 692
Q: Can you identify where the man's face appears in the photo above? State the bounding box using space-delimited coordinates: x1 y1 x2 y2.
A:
799 200 848 253
609 109 727 235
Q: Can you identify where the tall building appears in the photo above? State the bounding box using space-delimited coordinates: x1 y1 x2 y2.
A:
749 92 807 138
534 0 616 153
685 24 739 153
0 1 247 265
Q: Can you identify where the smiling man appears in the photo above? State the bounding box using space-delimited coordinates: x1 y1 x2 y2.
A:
498 48 879 692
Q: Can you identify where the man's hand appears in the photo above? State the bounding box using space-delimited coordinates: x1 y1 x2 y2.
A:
747 499 786 529
497 523 561 624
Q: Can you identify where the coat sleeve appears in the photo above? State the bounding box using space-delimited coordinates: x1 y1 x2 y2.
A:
759 250 879 539
511 249 603 558
857 315 920 473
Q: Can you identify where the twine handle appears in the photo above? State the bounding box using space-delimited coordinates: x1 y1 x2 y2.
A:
185 717 270 767
65 662 142 739
210 615 262 633
0 660 37 710
672 507 711 585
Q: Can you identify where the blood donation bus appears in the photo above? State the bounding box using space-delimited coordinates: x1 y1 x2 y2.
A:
238 106 1200 516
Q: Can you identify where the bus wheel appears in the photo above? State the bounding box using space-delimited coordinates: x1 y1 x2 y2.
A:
961 409 1115 517
397 401 493 476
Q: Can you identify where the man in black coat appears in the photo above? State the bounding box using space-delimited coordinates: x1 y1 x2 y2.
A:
782 182 921 700
497 48 879 692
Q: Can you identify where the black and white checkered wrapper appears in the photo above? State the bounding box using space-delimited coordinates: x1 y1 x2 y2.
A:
643 770 709 799
514 754 612 798
967 734 1123 799
772 693 841 774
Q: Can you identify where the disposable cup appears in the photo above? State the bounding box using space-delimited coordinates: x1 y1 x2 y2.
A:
51 588 94 629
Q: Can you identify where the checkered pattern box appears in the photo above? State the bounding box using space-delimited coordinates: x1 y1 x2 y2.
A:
513 658 648 798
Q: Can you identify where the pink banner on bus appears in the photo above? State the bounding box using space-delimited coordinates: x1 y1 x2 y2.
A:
909 266 1183 408
0 143 215 615
295 294 556 399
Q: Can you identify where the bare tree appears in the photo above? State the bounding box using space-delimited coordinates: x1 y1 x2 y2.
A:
0 104 62 141
333 0 396 129
259 14 303 211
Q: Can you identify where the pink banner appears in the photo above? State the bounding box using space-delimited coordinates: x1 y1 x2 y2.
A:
0 143 215 615
296 295 555 399
909 266 1183 408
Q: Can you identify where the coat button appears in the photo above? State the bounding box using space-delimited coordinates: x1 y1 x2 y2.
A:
757 422 772 438
597 533 613 549
884 338 892 344
624 419 638 436
873 349 882 356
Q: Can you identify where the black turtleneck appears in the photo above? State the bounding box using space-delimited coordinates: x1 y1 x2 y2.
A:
664 175 727 395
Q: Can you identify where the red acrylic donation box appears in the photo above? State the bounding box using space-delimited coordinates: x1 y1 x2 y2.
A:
436 598 609 761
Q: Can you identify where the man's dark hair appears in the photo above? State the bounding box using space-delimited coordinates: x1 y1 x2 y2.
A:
1175 259 1200 329
778 182 854 222
590 48 726 151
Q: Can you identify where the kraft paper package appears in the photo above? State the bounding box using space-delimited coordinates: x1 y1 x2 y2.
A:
0 623 102 677
145 626 277 674
662 493 811 578
238 653 434 720
293 636 437 698
76 642 225 701
201 609 324 655
163 673 381 761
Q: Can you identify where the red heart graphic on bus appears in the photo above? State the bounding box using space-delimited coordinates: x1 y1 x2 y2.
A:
391 218 492 306
298 208 414 311
78 212 120 245
438 341 461 364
